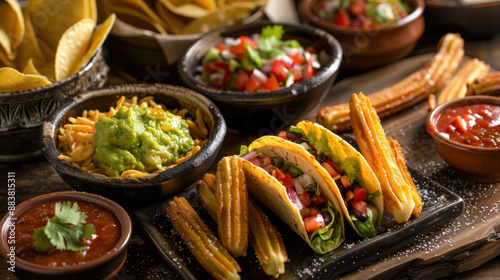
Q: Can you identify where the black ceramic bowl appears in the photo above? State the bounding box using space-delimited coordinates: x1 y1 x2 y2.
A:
40 84 226 204
178 21 342 132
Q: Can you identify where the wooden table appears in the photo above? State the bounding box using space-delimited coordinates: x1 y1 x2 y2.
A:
1 33 499 279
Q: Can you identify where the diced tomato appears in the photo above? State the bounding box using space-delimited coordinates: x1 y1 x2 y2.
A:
234 70 249 91
248 157 262 167
277 130 290 141
263 75 280 91
260 156 272 168
450 115 467 133
305 46 317 55
271 60 289 82
313 194 326 206
321 162 340 178
333 11 350 26
326 159 342 174
349 0 366 16
289 52 305 65
302 56 314 81
345 190 354 201
280 174 295 189
307 143 316 151
304 214 325 233
229 36 257 60
293 70 302 81
272 168 286 181
204 61 229 74
352 200 368 215
217 43 229 51
244 74 263 93
353 188 366 203
297 192 311 207
308 206 321 217
340 175 351 188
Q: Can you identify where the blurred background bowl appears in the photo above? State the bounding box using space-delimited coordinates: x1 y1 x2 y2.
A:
0 49 108 162
424 0 500 39
0 191 132 280
41 83 226 204
426 96 500 183
299 0 425 72
178 21 342 132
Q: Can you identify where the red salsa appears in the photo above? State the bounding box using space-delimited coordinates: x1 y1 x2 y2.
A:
434 104 500 148
14 200 120 267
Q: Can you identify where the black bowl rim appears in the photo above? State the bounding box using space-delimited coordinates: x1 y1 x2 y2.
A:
40 83 226 187
300 0 425 33
178 21 342 102
425 0 500 9
426 95 500 153
0 48 103 98
0 191 132 274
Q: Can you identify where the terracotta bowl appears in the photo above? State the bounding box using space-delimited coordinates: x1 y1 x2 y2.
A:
178 21 342 131
40 84 226 204
426 96 500 183
300 0 425 72
0 191 132 280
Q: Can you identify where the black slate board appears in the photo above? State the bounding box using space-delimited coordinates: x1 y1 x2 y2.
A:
130 135 464 280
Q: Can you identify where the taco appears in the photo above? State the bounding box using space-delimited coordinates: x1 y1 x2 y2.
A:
276 121 384 238
240 136 345 254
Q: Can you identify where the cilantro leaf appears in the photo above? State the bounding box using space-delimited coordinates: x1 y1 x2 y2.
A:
282 162 303 176
33 202 95 252
239 145 249 155
261 25 285 39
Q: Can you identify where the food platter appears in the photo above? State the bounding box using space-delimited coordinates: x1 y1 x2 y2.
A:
130 136 464 279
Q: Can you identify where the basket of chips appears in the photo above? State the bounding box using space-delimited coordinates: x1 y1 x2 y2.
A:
0 0 114 161
98 0 268 80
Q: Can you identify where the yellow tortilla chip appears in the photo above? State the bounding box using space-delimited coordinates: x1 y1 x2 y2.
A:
88 0 98 24
15 18 46 71
54 18 95 81
0 0 25 60
77 14 115 71
0 48 15 68
155 1 190 34
103 0 168 34
37 59 56 82
22 58 42 75
24 0 91 50
194 0 216 11
0 67 52 92
181 2 256 34
158 0 211 18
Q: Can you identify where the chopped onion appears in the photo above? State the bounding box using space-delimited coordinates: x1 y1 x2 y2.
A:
276 55 294 66
240 151 258 160
293 178 304 194
263 164 274 174
300 142 310 150
298 174 315 190
282 46 303 56
252 69 268 83
261 59 273 73
312 58 321 69
287 188 303 212
221 50 235 60
224 37 240 47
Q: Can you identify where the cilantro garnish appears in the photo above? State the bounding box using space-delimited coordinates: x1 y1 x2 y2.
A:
258 25 301 59
33 202 95 252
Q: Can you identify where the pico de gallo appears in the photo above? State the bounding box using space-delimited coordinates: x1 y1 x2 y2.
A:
196 25 321 92
277 126 380 237
313 0 411 28
240 146 342 253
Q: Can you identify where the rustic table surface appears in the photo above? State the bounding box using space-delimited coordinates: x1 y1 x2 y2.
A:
1 32 499 280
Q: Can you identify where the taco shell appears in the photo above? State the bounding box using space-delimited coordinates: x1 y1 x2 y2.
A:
243 136 345 254
296 120 384 237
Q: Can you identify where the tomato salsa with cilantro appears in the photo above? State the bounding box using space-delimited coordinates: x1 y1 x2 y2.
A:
313 0 410 28
196 25 321 92
434 104 500 148
14 200 120 267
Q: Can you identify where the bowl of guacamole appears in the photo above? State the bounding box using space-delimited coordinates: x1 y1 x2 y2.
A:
41 83 226 204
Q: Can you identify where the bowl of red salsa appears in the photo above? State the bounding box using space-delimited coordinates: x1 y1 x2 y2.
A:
178 22 342 131
427 96 500 183
299 0 424 71
0 191 132 280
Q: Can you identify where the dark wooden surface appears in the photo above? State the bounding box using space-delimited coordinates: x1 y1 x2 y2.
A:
1 32 499 279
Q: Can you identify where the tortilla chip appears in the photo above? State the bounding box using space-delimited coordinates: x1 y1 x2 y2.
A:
77 14 115 71
54 18 95 81
103 0 168 34
15 18 46 71
158 0 211 18
296 121 384 237
180 2 256 34
194 0 216 11
24 0 91 50
0 48 15 68
0 0 25 60
0 67 51 92
22 58 42 75
155 1 190 34
245 136 345 254
88 0 98 24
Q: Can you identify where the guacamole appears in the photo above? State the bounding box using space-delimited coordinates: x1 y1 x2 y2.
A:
93 106 194 177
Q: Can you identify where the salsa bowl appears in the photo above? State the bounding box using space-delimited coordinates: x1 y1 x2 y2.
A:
40 84 226 203
0 191 132 280
300 0 425 71
426 96 500 183
178 22 342 132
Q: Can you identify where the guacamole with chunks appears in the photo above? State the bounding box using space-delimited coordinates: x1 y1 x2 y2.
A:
93 106 194 177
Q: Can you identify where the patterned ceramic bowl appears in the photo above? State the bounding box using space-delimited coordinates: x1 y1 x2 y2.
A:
0 48 109 162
